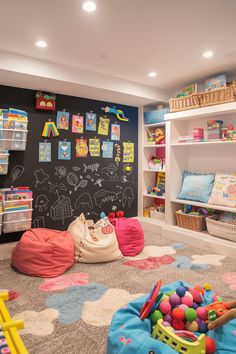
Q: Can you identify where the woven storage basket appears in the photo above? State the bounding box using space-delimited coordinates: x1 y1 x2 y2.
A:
176 212 207 231
199 86 236 108
206 215 236 242
169 94 200 112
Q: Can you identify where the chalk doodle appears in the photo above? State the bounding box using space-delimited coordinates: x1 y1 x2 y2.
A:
112 205 118 211
34 168 49 187
83 163 99 173
55 166 67 179
49 182 67 193
85 175 92 179
35 194 49 212
10 165 24 183
122 187 134 208
50 194 73 225
72 166 80 172
67 172 88 190
37 187 47 192
75 193 93 210
94 178 103 187
121 175 129 183
32 216 45 228
101 163 119 181
94 190 121 207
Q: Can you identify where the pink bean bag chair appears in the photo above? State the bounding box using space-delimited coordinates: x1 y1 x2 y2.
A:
110 218 144 256
12 228 74 278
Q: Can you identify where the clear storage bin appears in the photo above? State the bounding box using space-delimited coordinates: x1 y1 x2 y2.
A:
3 199 33 210
3 219 32 233
0 117 28 130
3 209 33 222
0 139 27 150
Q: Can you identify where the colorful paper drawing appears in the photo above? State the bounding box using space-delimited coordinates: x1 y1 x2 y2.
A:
111 124 120 141
72 115 84 133
123 142 134 163
39 142 51 162
58 141 71 160
98 117 110 136
102 141 114 158
76 138 88 157
89 139 100 157
42 121 59 138
86 113 97 131
56 111 69 130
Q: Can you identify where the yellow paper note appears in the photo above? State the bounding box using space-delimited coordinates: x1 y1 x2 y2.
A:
98 117 110 136
89 139 100 157
123 142 134 163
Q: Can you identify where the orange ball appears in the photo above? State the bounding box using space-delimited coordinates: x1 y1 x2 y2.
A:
172 308 185 321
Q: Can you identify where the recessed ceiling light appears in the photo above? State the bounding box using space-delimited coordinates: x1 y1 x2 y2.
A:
82 1 96 12
148 72 157 77
35 40 47 48
202 51 214 58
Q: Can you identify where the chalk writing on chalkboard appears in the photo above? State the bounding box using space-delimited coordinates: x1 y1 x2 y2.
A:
94 190 121 207
75 193 93 210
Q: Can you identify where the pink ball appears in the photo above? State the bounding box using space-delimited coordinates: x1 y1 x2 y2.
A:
159 301 171 314
181 295 193 307
179 304 188 312
196 307 208 321
189 288 202 304
212 293 218 302
169 293 181 307
185 291 193 299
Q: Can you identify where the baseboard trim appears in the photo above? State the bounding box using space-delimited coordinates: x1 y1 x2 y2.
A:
0 242 16 260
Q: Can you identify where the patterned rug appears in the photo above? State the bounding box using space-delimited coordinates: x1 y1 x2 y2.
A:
0 231 235 354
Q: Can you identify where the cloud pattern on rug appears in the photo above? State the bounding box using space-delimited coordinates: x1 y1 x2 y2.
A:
13 309 59 336
125 245 176 260
170 243 187 250
222 272 236 291
171 256 208 270
123 255 175 270
191 254 225 266
39 273 89 292
45 283 107 324
82 288 144 326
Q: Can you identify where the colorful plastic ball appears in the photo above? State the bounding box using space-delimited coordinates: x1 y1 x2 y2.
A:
179 304 188 312
176 286 186 297
166 290 176 296
172 319 185 330
198 321 208 333
159 301 171 315
192 302 199 310
205 336 217 354
162 295 170 302
217 296 223 302
194 285 204 296
185 308 197 322
185 291 193 300
189 288 202 304
163 314 172 325
186 321 198 332
196 307 208 321
212 293 218 302
181 295 193 307
162 321 171 327
149 310 163 323
172 308 185 321
169 294 181 307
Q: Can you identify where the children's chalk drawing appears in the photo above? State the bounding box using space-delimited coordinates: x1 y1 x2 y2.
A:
121 175 129 183
39 142 51 162
86 113 97 131
10 165 25 183
49 182 67 193
55 166 67 179
32 216 45 228
50 195 73 225
67 172 88 191
122 187 134 208
34 169 49 187
35 194 49 212
101 163 119 181
94 190 121 207
83 163 100 173
94 178 103 187
72 166 80 172
112 205 118 211
75 193 93 210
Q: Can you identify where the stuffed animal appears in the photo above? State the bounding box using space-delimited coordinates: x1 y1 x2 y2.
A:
155 128 165 145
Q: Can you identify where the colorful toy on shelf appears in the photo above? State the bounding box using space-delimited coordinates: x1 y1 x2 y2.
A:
193 128 204 142
207 120 223 140
221 124 236 141
147 128 156 144
155 128 165 145
101 106 129 122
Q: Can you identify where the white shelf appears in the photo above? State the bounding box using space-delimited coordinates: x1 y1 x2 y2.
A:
143 169 165 172
171 199 236 213
143 144 166 148
172 140 236 147
165 102 236 121
144 122 166 128
138 216 165 226
143 193 165 200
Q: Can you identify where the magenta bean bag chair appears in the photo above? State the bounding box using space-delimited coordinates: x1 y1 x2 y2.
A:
12 228 74 278
111 218 144 256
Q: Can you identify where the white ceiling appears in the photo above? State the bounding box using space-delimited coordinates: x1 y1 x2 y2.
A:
0 0 236 95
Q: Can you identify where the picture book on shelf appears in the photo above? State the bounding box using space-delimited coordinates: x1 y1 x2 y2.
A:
156 172 165 195
205 75 226 91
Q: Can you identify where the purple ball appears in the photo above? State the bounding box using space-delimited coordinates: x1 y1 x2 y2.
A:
198 321 208 333
192 302 199 310
169 294 181 307
195 317 202 326
163 314 172 324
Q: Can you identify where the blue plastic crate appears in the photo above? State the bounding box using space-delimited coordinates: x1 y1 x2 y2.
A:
144 108 169 124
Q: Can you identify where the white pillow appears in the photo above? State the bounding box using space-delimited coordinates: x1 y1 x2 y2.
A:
208 173 236 208
68 213 123 263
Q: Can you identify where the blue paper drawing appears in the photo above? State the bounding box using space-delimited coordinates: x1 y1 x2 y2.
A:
86 112 97 131
102 141 114 158
39 142 51 162
58 141 71 160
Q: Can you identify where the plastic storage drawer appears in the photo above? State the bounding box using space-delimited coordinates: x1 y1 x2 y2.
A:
3 209 33 222
3 199 33 210
3 219 32 233
0 139 27 151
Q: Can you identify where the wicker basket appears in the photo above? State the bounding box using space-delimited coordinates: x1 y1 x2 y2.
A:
206 215 236 242
176 212 207 231
199 86 236 108
169 94 200 112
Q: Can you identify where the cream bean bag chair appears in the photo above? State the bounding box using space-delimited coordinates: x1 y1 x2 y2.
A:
68 214 122 263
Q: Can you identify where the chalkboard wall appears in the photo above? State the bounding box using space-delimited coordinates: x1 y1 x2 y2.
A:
0 85 138 243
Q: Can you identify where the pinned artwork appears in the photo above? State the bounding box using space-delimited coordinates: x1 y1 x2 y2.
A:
42 121 59 138
123 142 134 163
86 113 97 131
56 111 69 130
89 138 100 157
39 142 51 162
102 141 114 158
111 124 120 141
58 141 71 160
114 143 121 167
76 138 88 158
98 117 110 136
101 106 129 122
35 91 56 111
72 115 84 133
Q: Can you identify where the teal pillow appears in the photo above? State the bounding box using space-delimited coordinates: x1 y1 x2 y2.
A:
178 171 215 203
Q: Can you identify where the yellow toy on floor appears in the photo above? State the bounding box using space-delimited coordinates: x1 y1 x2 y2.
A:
0 292 28 354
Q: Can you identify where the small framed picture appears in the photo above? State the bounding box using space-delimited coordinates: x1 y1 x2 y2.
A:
205 75 226 91
181 83 197 96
